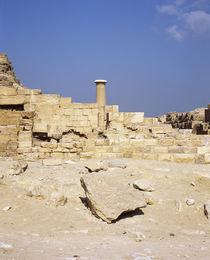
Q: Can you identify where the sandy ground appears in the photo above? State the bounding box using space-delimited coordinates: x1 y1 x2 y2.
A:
0 158 210 260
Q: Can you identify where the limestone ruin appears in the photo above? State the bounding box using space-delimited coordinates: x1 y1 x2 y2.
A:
0 54 209 164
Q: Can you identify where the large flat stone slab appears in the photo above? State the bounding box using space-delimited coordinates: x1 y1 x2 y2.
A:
80 174 146 223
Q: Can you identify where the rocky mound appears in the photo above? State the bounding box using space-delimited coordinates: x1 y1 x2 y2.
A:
0 54 26 89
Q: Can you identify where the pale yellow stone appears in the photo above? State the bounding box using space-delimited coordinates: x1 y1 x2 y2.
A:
153 146 169 153
173 154 195 163
51 152 64 159
18 141 32 148
0 86 17 95
158 153 172 162
204 154 210 164
0 95 27 105
197 147 210 154
17 88 42 95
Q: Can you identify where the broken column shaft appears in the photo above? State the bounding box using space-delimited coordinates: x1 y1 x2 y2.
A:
94 79 107 106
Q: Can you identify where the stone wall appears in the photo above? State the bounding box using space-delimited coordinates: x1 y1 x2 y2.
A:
0 54 209 164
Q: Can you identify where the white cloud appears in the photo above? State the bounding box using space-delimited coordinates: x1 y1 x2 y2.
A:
156 5 179 15
183 10 210 33
166 25 184 40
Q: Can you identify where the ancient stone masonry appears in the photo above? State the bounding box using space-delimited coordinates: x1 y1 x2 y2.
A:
158 107 210 135
0 54 209 164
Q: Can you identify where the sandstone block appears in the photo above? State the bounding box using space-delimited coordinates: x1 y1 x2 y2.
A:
204 154 210 164
158 153 172 162
17 88 42 95
197 147 210 154
173 154 195 163
0 95 27 105
153 146 168 153
0 86 17 95
80 174 146 223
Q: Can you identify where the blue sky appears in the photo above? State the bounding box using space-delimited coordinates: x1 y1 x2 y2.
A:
0 0 210 116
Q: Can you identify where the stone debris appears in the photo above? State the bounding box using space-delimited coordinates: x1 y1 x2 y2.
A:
144 192 154 205
133 231 146 242
0 241 13 249
25 185 67 206
190 181 196 187
49 191 67 207
84 160 107 172
133 179 154 192
9 160 28 175
204 200 210 219
80 174 146 223
0 174 4 179
2 206 11 211
186 199 195 206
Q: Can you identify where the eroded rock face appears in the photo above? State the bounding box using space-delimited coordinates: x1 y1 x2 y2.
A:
80 174 146 223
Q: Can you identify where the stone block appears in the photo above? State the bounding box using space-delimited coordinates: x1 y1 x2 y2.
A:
0 95 28 105
143 117 158 125
0 86 17 95
41 142 58 149
173 154 195 163
158 153 172 162
124 112 144 124
17 147 32 153
18 141 32 148
159 138 175 146
204 154 210 164
153 146 168 153
0 133 10 141
151 126 172 134
0 142 8 152
168 146 184 153
17 88 42 95
51 152 64 159
59 97 72 106
142 153 158 160
30 94 60 104
197 147 210 154
18 132 32 142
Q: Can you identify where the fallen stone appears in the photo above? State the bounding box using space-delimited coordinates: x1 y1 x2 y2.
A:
133 231 146 242
103 159 127 169
204 200 210 219
2 206 11 211
0 174 4 179
80 174 146 223
0 241 13 249
49 191 67 206
186 199 195 206
144 192 154 205
42 159 63 166
133 179 154 192
9 160 28 175
84 160 107 172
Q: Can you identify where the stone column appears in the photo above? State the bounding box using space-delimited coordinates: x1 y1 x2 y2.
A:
94 79 107 106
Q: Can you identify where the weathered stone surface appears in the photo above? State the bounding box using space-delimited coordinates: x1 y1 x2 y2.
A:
133 179 154 192
80 174 146 223
9 160 28 175
42 159 63 166
103 159 127 169
84 160 107 172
